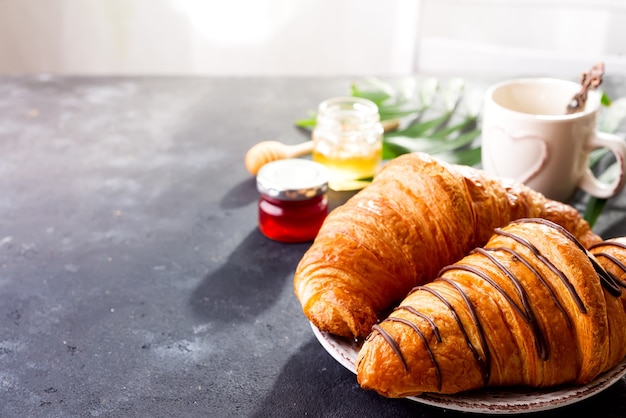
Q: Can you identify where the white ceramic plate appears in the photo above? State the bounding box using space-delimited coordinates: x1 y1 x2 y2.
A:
311 323 626 414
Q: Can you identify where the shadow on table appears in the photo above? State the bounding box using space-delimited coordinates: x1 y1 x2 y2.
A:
189 228 310 327
250 338 430 418
220 177 258 210
194 173 360 328
251 338 626 418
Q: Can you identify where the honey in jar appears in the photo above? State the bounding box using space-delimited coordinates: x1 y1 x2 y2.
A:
312 97 383 191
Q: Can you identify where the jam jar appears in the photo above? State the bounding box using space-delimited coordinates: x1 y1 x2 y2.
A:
256 159 329 243
312 96 383 191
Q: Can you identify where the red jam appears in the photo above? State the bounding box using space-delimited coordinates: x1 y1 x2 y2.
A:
258 194 328 242
256 159 329 243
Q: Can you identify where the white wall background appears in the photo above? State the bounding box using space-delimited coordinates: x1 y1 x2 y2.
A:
0 0 420 76
0 0 624 76
418 0 626 77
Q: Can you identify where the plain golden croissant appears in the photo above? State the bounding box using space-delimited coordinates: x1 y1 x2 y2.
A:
356 218 626 397
294 152 601 339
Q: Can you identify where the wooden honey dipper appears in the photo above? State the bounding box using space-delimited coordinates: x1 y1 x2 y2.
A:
245 119 399 175
245 140 314 175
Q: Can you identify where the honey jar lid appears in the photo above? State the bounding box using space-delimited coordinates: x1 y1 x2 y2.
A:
256 159 329 201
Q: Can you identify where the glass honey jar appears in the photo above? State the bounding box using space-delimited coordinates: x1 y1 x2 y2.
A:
312 97 383 191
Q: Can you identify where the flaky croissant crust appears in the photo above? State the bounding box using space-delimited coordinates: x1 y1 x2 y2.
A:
356 219 626 397
294 153 601 339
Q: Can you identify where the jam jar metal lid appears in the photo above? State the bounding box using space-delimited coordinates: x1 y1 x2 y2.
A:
256 159 329 201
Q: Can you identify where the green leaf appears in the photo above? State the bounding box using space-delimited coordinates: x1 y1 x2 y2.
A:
351 88 392 106
419 77 439 109
583 161 621 226
294 116 317 129
382 128 480 159
350 77 394 106
382 136 434 157
599 97 626 133
426 129 481 155
428 115 477 139
584 196 607 228
441 78 465 111
391 136 434 152
588 148 608 168
385 112 453 138
382 142 404 161
460 87 484 118
437 146 483 166
585 96 626 223
377 106 424 121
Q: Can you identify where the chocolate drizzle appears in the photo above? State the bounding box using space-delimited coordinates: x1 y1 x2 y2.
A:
592 252 626 287
590 256 623 297
369 218 626 390
394 305 442 342
516 218 622 297
388 317 443 391
514 218 586 252
371 324 407 371
468 248 548 360
590 241 626 251
373 306 444 390
438 277 491 384
412 284 489 388
486 246 572 329
590 241 626 290
494 225 587 312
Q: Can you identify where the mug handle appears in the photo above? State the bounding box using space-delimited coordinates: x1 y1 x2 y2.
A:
578 131 626 199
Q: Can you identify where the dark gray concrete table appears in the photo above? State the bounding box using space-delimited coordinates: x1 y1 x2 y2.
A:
1 76 626 417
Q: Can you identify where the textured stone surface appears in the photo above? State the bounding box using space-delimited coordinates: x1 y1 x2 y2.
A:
1 76 625 417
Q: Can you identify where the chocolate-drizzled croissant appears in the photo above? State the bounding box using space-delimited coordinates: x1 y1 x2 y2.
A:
356 219 626 397
294 153 601 339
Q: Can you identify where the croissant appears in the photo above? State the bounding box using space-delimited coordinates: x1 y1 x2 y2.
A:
294 152 601 339
356 218 626 397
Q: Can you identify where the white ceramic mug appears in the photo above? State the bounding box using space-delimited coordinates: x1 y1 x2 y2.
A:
481 78 626 202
